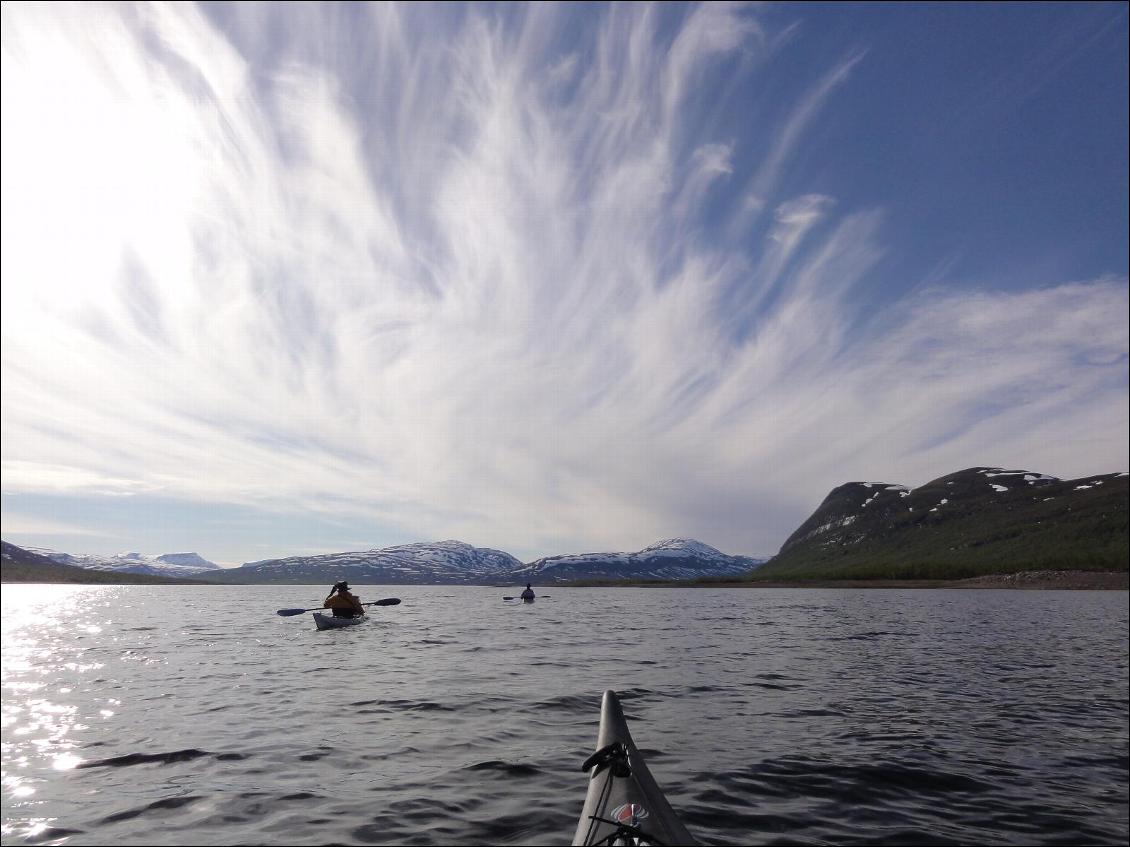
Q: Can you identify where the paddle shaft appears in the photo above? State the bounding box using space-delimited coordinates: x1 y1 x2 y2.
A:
276 598 400 616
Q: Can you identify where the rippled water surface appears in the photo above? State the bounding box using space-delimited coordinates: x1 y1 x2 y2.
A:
2 585 1127 845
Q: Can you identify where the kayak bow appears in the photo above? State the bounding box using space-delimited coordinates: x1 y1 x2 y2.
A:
573 690 696 846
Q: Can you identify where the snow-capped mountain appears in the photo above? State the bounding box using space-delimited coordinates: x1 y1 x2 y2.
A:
201 540 524 585
515 538 766 583
26 548 222 578
153 552 217 569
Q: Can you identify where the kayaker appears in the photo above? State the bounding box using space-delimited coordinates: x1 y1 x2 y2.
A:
520 583 535 600
323 581 365 618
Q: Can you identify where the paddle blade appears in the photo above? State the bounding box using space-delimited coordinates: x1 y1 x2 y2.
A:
372 597 401 606
276 608 311 617
502 596 515 601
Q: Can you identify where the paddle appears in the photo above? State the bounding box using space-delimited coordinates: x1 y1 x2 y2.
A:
276 598 401 617
503 594 550 600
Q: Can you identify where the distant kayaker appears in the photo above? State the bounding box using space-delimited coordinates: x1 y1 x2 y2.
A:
324 581 365 618
520 582 535 601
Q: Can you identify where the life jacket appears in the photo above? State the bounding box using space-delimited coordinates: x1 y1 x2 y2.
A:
324 593 363 618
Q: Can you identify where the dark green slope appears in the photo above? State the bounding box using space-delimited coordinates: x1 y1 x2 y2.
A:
756 468 1128 581
1 541 209 584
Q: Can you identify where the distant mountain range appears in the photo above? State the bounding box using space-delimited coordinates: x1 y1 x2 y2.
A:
5 465 1125 586
1 542 209 585
25 548 222 579
756 467 1129 580
199 540 524 585
3 537 764 585
198 538 761 585
517 538 765 583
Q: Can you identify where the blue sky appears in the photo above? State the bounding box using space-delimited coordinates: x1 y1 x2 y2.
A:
2 2 1127 565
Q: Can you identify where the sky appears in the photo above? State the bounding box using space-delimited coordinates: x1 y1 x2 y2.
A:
1 2 1127 566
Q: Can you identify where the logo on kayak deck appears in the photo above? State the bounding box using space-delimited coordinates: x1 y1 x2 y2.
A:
612 803 649 825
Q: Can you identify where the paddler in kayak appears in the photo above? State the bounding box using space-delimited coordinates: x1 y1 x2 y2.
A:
323 581 365 618
520 583 535 601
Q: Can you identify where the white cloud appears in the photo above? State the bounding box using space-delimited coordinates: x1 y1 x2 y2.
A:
1 4 1126 560
0 512 121 540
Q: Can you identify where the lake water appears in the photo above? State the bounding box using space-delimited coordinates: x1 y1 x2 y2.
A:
1 585 1127 846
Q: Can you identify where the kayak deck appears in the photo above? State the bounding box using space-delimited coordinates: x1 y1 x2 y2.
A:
573 690 696 846
312 611 365 630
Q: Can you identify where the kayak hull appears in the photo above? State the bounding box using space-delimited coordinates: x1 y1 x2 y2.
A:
312 612 365 630
573 690 696 846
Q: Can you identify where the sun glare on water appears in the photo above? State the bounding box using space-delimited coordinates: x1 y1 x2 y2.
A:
1 585 121 786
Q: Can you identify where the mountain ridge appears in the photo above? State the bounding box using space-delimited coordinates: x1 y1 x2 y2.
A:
200 539 525 585
26 547 222 579
199 537 764 585
756 466 1128 580
517 537 765 583
1 542 211 584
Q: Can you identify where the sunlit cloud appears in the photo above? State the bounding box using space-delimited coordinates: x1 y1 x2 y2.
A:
2 3 1126 560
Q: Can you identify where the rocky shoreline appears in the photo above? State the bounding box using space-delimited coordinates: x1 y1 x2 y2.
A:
945 570 1128 590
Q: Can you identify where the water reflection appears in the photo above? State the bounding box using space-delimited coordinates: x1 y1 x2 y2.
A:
2 585 121 832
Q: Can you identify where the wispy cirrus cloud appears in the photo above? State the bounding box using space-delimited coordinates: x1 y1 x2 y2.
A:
2 3 1126 561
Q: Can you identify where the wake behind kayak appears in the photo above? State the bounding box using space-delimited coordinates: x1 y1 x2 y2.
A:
573 690 696 846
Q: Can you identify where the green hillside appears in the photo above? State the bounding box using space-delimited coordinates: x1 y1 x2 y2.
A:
755 468 1128 581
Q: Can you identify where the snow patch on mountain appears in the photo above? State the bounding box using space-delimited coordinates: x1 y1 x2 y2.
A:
980 468 1061 486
